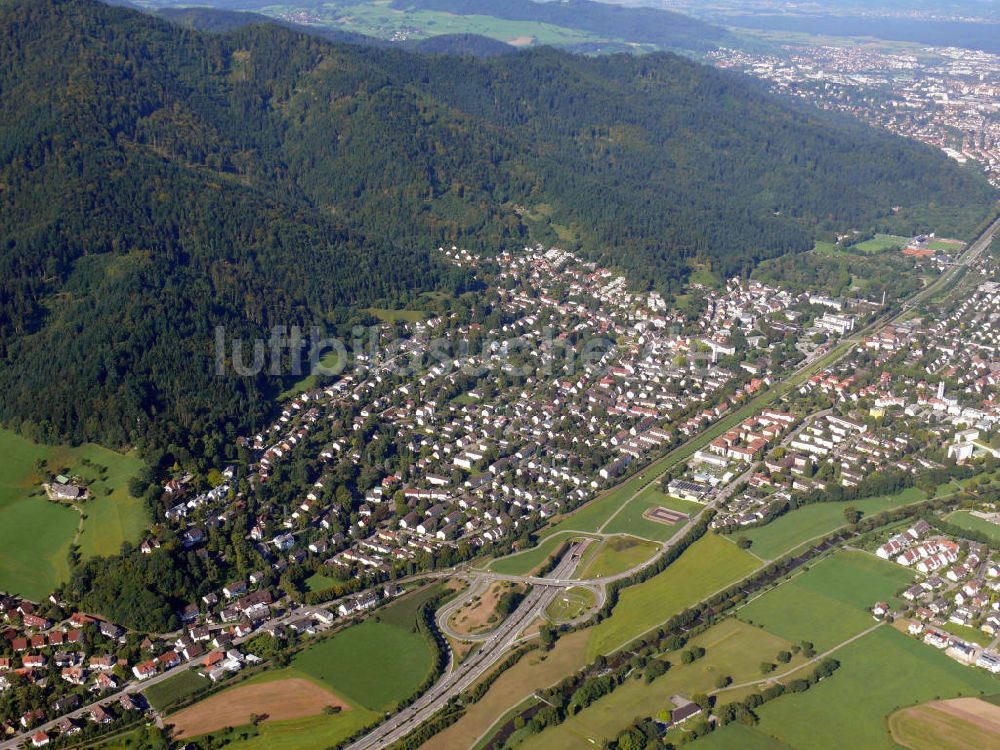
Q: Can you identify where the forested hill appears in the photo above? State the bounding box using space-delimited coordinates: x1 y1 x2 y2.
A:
0 0 994 456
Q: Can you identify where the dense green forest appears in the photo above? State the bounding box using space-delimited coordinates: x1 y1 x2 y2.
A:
0 0 994 454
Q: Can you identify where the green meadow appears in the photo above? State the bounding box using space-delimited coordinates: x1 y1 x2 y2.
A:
738 550 914 650
945 510 1000 545
740 487 925 560
586 533 759 660
291 586 442 710
0 428 146 600
721 627 1000 750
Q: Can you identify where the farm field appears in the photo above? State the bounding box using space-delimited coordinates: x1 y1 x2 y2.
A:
0 428 146 600
545 586 596 624
726 627 1000 750
578 535 658 578
945 510 1000 545
601 487 702 542
420 632 590 750
517 618 807 750
739 487 925 560
586 533 759 660
738 550 914 650
291 586 440 710
143 669 210 711
180 709 379 750
168 670 351 738
888 696 1000 750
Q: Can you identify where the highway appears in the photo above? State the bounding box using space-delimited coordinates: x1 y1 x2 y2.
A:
341 211 1000 750
342 540 587 750
6 214 998 750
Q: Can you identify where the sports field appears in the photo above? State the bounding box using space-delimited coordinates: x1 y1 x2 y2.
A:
0 428 147 600
888 696 1000 750
577 536 659 578
850 234 909 253
518 618 806 750
737 627 1000 750
740 488 925 560
586 533 760 660
601 487 702 542
738 550 914 650
292 587 440 710
945 510 1000 546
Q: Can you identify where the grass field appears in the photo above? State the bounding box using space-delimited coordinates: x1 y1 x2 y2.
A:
585 533 760 660
888 697 1000 750
938 621 994 648
740 488 925 560
518 618 807 750
143 669 209 711
578 536 659 578
850 234 910 253
726 627 1000 750
0 428 146 600
291 586 440 710
601 487 702 542
304 572 341 593
487 532 593 576
693 722 794 749
545 587 597 624
945 511 1000 545
738 550 915 651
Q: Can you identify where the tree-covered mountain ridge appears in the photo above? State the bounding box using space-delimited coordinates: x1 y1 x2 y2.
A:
0 0 994 455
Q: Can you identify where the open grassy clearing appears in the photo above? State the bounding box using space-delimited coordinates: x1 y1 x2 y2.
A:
279 348 345 400
291 585 441 710
518 618 808 750
281 2 602 46
545 586 597 624
420 631 590 750
725 627 1000 750
578 535 659 579
168 671 351 739
888 696 1000 750
850 233 910 253
739 487 925 560
304 572 342 592
944 510 1000 545
0 428 146 600
601 487 702 542
143 669 209 711
738 550 914 651
586 533 760 660
364 307 429 323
